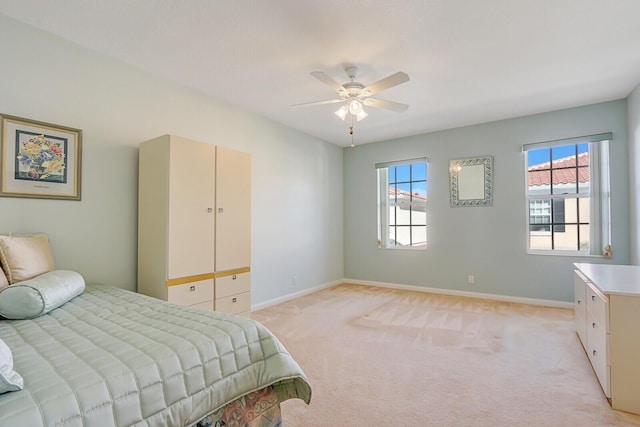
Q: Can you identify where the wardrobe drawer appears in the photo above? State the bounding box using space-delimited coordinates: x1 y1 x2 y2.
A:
190 300 214 310
168 279 214 306
586 282 609 332
216 272 251 299
215 291 250 315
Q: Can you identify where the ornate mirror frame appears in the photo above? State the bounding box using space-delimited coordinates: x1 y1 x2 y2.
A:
449 156 493 207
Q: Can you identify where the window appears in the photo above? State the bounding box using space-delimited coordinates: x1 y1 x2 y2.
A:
524 133 611 254
376 158 427 249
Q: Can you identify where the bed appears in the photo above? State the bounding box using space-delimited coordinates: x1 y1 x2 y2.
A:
0 234 311 427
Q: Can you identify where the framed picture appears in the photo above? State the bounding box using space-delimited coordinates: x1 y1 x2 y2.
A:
449 155 493 207
0 114 82 200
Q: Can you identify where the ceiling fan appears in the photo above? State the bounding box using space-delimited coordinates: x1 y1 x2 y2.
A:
292 65 410 122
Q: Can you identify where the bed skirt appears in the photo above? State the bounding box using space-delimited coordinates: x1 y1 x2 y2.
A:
195 385 282 427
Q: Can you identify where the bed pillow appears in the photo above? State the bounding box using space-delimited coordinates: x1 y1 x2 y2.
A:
0 234 55 284
0 270 85 320
0 267 7 290
0 338 23 394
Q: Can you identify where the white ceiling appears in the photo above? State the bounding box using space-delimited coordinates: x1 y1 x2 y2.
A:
1 1 640 147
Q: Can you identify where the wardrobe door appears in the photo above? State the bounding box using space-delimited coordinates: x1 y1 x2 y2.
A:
167 137 216 279
215 146 251 272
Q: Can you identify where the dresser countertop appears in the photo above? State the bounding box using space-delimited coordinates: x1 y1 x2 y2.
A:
574 263 640 296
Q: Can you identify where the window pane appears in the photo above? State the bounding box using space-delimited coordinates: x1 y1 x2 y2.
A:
579 224 590 251
395 165 410 183
527 170 551 195
529 199 551 230
395 205 411 225
577 165 590 191
411 226 427 247
396 182 411 194
388 205 396 225
578 197 590 223
552 167 578 195
412 181 427 198
394 226 411 246
411 162 426 181
551 145 575 161
562 198 577 223
527 147 550 167
411 207 427 225
577 143 588 155
529 231 552 250
554 225 578 250
388 166 396 183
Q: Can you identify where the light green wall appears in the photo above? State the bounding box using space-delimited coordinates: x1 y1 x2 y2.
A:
1 13 635 306
0 14 344 303
628 83 640 265
344 100 630 302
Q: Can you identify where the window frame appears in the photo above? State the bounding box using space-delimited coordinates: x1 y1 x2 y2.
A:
376 157 428 250
523 133 611 256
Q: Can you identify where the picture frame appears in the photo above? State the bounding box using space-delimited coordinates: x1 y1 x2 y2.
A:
0 114 82 200
449 155 493 207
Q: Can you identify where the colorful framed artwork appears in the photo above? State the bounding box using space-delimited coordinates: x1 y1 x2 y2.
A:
0 114 82 200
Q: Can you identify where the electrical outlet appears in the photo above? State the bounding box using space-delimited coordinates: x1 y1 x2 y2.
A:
292 275 297 286
467 275 475 285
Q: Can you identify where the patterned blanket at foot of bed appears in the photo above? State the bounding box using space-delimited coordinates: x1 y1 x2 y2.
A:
196 386 282 427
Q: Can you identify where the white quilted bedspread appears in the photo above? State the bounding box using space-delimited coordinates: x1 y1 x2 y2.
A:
0 285 311 427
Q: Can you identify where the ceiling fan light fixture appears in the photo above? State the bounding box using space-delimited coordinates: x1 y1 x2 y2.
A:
356 109 368 121
334 105 348 120
348 100 362 115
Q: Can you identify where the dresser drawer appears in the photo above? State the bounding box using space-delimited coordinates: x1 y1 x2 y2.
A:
216 272 251 299
167 279 214 306
586 281 609 332
587 312 611 397
215 291 250 315
574 271 588 349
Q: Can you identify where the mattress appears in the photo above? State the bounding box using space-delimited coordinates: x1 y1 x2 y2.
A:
0 284 311 426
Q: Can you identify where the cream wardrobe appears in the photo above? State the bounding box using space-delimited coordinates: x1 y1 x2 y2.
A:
137 135 251 316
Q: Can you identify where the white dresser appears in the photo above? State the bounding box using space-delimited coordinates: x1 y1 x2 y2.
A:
573 263 640 414
137 135 252 316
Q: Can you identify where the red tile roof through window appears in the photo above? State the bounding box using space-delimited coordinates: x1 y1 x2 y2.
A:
389 187 427 200
528 152 589 186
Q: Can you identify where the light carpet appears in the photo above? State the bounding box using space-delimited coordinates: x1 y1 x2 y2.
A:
252 284 640 426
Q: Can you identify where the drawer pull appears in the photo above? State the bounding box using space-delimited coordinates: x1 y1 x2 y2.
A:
232 274 237 280
593 350 597 356
190 286 196 292
592 322 597 328
592 295 596 301
207 208 213 213
577 299 581 304
232 297 237 303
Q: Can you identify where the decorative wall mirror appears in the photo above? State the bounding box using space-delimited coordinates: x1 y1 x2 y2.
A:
449 156 493 207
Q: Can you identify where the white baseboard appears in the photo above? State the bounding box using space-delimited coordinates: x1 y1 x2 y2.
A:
251 279 342 311
342 278 574 309
253 278 573 311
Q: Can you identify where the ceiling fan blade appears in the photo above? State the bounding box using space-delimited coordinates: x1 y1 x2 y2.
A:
291 98 345 108
311 71 346 93
363 72 410 96
363 98 409 112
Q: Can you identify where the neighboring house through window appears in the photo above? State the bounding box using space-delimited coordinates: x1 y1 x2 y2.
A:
376 158 427 249
524 133 611 254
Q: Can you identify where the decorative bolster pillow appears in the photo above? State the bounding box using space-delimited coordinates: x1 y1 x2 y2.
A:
0 270 85 319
